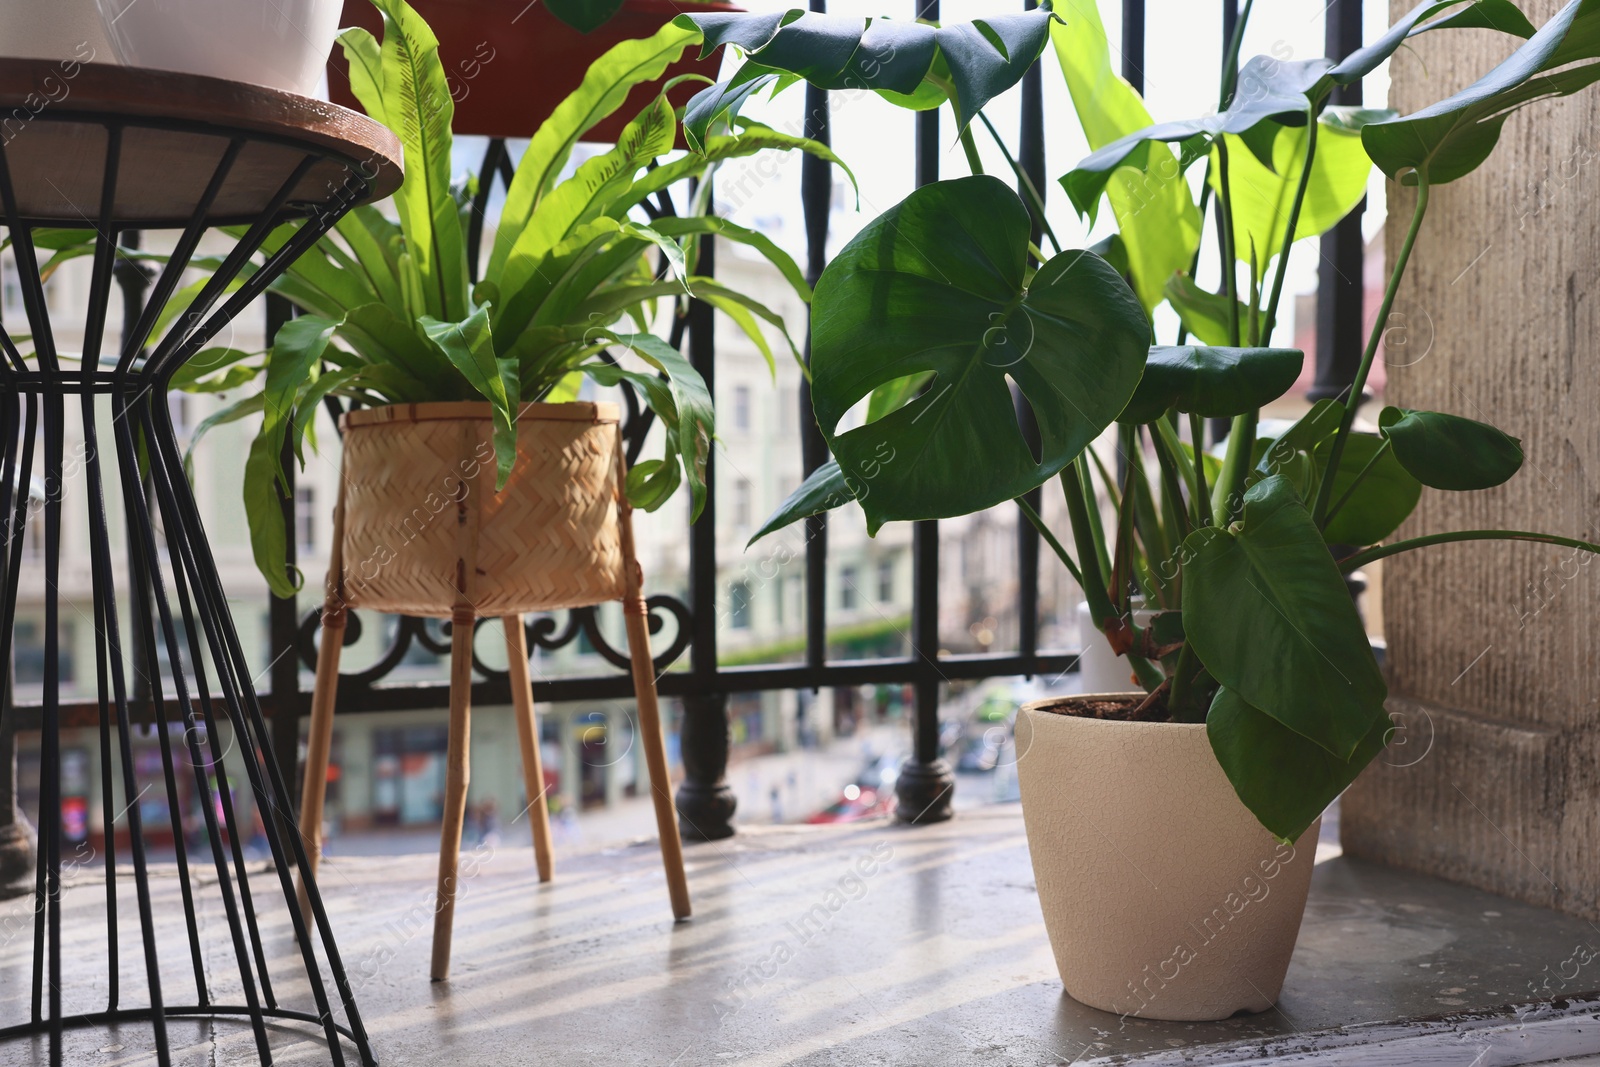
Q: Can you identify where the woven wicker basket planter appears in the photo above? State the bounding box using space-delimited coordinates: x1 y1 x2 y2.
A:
337 400 627 618
301 398 691 980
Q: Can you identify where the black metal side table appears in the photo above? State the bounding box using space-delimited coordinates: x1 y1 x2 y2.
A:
0 60 401 1066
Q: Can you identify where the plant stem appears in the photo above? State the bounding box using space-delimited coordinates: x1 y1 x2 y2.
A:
1211 412 1255 527
1147 420 1192 549
1261 112 1319 344
1339 529 1600 572
1216 139 1241 346
1168 643 1207 722
1218 0 1256 110
1188 412 1212 527
1314 175 1430 525
1175 178 1215 348
1018 496 1085 588
960 125 985 176
1323 437 1391 529
1076 455 1113 578
978 112 1061 253
1061 462 1116 626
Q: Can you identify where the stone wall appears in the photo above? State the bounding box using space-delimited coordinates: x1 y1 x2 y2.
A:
1341 0 1600 920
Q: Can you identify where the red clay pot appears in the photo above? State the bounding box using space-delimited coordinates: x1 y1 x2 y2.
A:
328 0 737 144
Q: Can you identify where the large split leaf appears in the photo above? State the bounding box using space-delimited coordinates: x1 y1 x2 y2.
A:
675 6 1057 147
1379 406 1523 489
1364 0 1600 184
809 175 1149 532
1119 346 1303 425
1182 475 1388 759
1208 687 1392 843
1050 0 1199 312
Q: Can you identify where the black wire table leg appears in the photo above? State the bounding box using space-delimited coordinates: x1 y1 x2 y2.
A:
0 87 394 1064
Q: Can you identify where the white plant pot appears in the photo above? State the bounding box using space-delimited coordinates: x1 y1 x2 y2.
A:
1075 600 1156 694
95 0 341 96
0 0 115 64
1016 697 1318 1022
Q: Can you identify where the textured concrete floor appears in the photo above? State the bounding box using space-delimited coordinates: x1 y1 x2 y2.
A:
1 805 1597 1065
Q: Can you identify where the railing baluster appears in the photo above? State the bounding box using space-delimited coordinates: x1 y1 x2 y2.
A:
896 0 956 826
675 180 738 841
801 0 832 718
1017 0 1047 672
1313 0 1367 404
1123 0 1146 90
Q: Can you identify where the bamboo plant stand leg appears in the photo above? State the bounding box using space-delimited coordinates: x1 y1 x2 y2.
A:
503 615 554 882
297 495 346 926
296 601 345 925
431 606 476 981
616 492 691 921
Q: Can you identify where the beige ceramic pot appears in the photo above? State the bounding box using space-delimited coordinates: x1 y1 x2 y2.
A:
1015 695 1319 1022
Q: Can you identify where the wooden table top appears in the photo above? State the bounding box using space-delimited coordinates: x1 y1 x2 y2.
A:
0 58 402 227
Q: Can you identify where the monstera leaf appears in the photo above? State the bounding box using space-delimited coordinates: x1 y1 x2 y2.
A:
1365 0 1600 185
1118 346 1303 425
1379 407 1523 489
1062 0 1538 215
1182 476 1389 760
1209 688 1393 843
808 175 1149 532
674 6 1057 149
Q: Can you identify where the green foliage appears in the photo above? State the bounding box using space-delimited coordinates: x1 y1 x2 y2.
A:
1379 407 1524 489
1050 0 1199 312
808 176 1149 532
1118 347 1302 425
1363 0 1600 185
743 0 1600 844
673 5 1059 148
178 0 836 596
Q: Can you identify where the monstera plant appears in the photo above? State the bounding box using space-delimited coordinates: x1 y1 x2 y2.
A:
709 0 1600 1020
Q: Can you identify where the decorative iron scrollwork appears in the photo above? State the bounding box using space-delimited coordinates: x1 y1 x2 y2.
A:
297 596 693 691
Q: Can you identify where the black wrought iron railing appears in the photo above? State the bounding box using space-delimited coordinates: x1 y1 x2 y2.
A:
7 0 1368 843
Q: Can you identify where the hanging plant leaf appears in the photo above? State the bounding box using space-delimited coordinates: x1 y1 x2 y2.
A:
1182 475 1389 760
1118 346 1303 425
1379 406 1524 490
810 175 1149 532
1364 0 1600 185
1316 432 1423 546
543 0 628 34
675 6 1058 148
1208 687 1393 844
